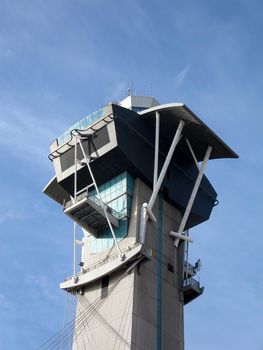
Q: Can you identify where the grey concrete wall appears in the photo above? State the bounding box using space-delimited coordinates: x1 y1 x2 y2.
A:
73 178 185 350
73 269 135 350
131 180 184 350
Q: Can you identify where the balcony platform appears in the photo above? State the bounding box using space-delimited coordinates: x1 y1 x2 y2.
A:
184 262 196 277
63 194 119 238
60 243 151 292
183 277 204 305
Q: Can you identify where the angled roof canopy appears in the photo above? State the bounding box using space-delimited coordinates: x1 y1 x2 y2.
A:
43 176 71 205
139 103 238 161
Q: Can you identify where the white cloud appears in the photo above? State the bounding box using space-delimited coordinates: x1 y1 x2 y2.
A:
0 293 6 305
0 178 57 224
24 273 62 303
116 0 154 44
0 102 61 166
174 64 191 88
105 81 128 103
0 293 12 313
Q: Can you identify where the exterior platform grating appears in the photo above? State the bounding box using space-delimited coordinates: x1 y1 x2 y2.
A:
64 193 119 237
183 277 204 305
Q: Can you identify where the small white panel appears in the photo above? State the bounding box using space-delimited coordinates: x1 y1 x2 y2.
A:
119 96 159 110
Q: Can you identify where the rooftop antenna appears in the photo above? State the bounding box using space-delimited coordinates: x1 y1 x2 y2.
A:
194 259 202 273
127 81 134 97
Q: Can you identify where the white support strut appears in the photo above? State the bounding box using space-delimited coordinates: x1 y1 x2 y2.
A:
76 239 84 246
139 119 185 243
76 134 125 261
184 230 190 279
178 145 212 235
153 111 160 190
145 203 156 223
171 144 212 247
73 222 77 280
73 135 78 279
185 138 199 169
74 134 78 203
169 231 193 248
148 119 185 211
139 205 148 244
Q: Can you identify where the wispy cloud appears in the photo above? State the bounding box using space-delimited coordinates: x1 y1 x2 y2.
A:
0 293 7 306
0 293 14 315
174 64 191 88
105 81 128 103
0 204 27 224
0 189 33 223
0 102 61 166
24 273 62 303
116 0 155 45
0 175 59 224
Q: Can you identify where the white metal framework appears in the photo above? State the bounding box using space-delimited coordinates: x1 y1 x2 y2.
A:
71 132 125 279
139 117 185 243
139 112 213 248
169 143 212 246
178 146 212 224
169 231 193 248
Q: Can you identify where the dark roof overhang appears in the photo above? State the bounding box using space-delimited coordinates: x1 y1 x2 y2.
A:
139 103 238 161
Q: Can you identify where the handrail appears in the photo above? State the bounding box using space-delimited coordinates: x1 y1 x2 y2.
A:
64 242 141 281
63 193 121 219
183 277 200 288
48 114 116 161
184 261 195 275
87 195 120 218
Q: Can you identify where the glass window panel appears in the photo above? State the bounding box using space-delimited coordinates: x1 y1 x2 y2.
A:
87 172 134 253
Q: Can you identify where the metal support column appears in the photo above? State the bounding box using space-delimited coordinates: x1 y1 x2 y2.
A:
139 120 185 243
148 119 185 210
74 135 78 203
185 138 199 169
76 134 125 261
184 230 189 279
153 111 160 190
170 145 212 247
178 145 212 235
73 135 78 279
73 222 77 280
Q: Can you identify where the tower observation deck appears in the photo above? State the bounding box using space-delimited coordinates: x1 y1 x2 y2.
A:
43 95 237 350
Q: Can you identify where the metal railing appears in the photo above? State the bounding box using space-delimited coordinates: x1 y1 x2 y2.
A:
63 192 120 219
183 277 200 288
64 242 141 281
184 262 195 276
57 108 106 146
48 113 116 160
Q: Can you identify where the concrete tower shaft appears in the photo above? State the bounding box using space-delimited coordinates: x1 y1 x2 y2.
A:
43 95 238 350
71 179 184 350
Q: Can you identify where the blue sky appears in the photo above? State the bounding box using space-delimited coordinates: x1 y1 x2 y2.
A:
0 0 262 349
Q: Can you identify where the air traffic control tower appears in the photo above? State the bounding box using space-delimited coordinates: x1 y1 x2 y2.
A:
43 95 237 350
